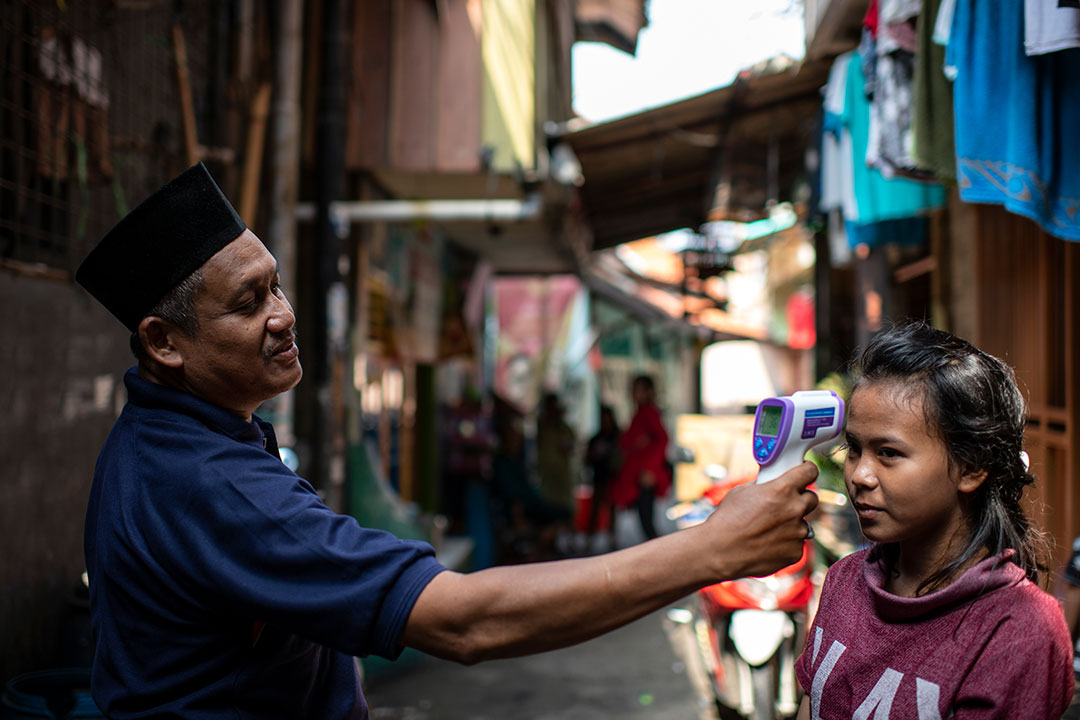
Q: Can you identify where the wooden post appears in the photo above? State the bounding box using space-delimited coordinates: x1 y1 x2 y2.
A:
171 24 200 168
239 82 272 226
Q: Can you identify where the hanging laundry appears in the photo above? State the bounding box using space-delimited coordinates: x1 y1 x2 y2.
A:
819 56 858 264
819 55 857 222
866 0 936 179
949 0 1080 241
1025 0 1080 55
858 30 878 101
820 51 944 251
846 215 928 249
912 0 956 181
932 0 956 46
934 0 959 81
879 0 921 53
864 0 880 35
830 49 945 248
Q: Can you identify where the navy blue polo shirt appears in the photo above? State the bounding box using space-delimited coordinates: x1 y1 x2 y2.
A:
84 368 445 719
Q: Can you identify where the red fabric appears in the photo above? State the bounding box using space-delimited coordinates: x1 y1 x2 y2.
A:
796 549 1073 718
785 290 816 350
863 0 879 35
612 404 670 508
573 491 612 532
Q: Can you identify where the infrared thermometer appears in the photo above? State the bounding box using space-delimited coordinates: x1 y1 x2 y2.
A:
753 390 845 484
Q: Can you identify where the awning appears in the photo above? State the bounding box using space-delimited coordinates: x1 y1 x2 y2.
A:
805 0 869 61
558 57 832 251
584 252 767 343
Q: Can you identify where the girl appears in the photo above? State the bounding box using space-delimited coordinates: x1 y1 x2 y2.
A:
796 323 1073 719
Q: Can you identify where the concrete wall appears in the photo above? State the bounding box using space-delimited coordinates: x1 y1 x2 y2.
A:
0 0 218 681
0 274 130 680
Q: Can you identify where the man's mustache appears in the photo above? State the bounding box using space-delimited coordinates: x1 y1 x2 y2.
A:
264 329 299 359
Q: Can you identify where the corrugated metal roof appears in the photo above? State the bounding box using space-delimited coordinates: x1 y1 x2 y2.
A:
558 57 832 250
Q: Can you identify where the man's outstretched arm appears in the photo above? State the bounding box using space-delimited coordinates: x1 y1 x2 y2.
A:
401 461 818 664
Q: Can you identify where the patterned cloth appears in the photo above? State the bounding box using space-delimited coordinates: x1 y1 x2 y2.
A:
949 0 1080 241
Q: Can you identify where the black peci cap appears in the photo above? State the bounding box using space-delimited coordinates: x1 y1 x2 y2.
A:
75 163 247 331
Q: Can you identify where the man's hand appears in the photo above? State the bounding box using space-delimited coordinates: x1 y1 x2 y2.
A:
699 462 819 581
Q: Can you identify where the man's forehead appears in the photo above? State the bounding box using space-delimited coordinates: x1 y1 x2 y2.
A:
200 233 278 293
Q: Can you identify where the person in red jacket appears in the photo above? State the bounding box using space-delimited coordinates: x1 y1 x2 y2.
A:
613 375 671 541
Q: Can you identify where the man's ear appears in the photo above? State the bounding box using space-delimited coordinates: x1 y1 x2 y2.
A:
138 316 184 368
958 467 988 494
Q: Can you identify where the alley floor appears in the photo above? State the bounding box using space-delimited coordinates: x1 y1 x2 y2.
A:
363 603 717 720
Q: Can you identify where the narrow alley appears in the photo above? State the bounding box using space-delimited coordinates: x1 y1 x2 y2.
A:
365 605 715 720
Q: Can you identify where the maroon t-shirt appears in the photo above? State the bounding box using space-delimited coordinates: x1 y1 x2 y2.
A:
796 549 1073 719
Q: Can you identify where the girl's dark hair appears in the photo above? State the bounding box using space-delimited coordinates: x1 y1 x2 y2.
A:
851 321 1049 593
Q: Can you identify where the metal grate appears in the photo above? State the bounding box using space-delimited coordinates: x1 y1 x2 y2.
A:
0 0 212 277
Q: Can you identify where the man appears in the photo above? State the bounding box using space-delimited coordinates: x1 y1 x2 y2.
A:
77 163 819 719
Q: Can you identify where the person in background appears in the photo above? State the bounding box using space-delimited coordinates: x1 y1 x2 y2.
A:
1060 537 1080 719
492 415 570 561
795 322 1072 718
536 392 577 518
441 388 494 536
583 405 621 553
613 375 671 541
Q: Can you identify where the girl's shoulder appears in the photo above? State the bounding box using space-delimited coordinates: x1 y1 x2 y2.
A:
962 568 1073 707
817 548 873 602
945 557 1071 649
823 547 872 581
988 568 1070 632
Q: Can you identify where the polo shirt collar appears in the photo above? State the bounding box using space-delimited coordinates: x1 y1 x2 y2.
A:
123 366 266 445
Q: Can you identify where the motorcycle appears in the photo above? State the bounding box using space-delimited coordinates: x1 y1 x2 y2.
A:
667 468 813 720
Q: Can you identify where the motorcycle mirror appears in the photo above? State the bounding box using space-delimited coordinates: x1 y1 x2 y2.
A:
672 445 695 464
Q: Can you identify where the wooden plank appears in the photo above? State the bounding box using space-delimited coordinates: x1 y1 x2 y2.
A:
435 0 483 172
346 0 392 170
972 206 1073 571
893 256 936 284
238 82 272 226
389 0 438 171
1045 231 1069 410
172 24 200 168
978 208 1080 573
582 171 709 212
1067 240 1080 562
1030 405 1071 425
301 0 323 164
1036 225 1050 414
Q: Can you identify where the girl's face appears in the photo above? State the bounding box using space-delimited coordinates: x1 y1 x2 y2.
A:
843 381 980 560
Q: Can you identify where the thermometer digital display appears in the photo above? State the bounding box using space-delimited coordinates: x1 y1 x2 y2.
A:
753 390 845 484
757 405 782 437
